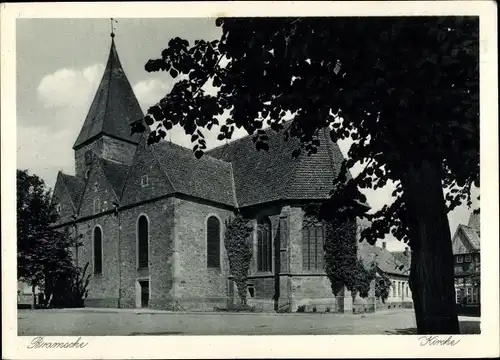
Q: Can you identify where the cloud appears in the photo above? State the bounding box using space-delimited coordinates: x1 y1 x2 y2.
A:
18 64 106 189
17 125 76 189
133 78 171 111
37 64 104 109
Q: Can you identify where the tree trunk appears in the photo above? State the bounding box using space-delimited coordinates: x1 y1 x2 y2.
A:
401 159 460 334
31 284 36 309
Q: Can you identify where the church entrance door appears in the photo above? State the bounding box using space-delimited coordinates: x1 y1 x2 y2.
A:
139 280 149 308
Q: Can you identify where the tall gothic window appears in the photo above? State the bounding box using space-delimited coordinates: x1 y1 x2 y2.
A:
93 226 103 275
257 217 272 272
302 220 325 271
137 215 149 269
206 216 221 268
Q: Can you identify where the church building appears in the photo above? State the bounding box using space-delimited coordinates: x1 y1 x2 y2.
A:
51 35 360 312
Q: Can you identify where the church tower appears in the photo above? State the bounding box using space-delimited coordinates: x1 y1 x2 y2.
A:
73 33 143 179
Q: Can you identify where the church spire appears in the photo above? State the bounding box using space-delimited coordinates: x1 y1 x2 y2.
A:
73 28 143 150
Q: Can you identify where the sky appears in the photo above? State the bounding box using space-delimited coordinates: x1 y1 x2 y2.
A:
16 18 478 251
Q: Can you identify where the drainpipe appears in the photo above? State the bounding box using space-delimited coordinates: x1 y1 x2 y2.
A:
113 202 122 308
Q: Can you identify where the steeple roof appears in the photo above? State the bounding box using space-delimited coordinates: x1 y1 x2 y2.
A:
73 36 143 150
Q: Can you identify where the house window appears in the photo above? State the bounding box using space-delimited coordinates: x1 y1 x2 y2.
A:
465 254 471 263
207 216 221 268
93 198 101 214
137 215 149 269
466 287 478 304
257 217 272 272
302 224 325 271
141 175 149 187
456 255 463 263
455 288 461 304
93 226 103 275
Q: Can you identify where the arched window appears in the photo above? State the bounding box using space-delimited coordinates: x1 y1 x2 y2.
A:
302 222 325 271
137 215 149 269
257 217 272 272
206 216 221 268
93 226 103 275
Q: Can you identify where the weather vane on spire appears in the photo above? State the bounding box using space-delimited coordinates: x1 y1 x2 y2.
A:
110 18 118 38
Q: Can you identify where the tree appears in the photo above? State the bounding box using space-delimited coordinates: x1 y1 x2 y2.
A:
133 17 479 334
17 169 88 308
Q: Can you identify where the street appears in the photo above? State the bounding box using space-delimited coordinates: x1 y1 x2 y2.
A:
17 308 480 336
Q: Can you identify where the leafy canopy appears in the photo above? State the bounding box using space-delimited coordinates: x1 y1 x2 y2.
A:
133 17 479 246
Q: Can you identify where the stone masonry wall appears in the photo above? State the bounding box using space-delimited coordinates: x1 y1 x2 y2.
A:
76 213 120 308
119 197 175 310
101 136 137 166
174 199 233 310
173 198 235 311
74 138 104 179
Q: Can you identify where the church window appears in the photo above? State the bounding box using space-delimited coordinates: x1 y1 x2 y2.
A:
257 217 272 272
141 175 149 187
206 216 221 268
93 226 103 275
302 223 325 271
93 198 101 214
137 215 149 269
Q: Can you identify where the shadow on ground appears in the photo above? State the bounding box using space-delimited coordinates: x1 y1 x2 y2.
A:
384 321 480 335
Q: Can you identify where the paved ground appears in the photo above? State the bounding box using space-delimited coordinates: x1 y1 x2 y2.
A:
17 308 480 336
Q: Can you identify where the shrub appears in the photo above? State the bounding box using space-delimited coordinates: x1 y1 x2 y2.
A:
297 305 306 313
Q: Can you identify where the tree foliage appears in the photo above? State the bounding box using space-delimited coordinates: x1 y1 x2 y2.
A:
303 204 375 298
224 215 253 305
375 273 392 303
133 16 478 245
135 17 479 334
17 169 88 308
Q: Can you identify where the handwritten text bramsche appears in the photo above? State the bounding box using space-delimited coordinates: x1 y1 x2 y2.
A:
27 337 88 349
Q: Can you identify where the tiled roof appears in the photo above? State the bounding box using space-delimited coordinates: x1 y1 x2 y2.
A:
358 241 410 276
152 141 237 207
98 158 130 200
73 38 143 149
460 225 480 250
60 173 86 211
207 127 345 207
467 212 480 231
